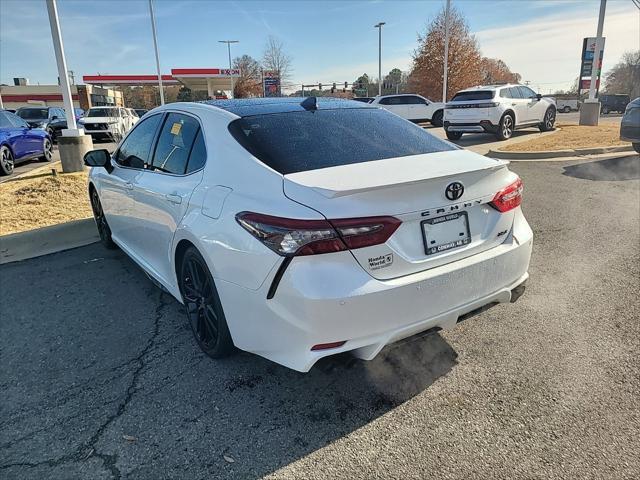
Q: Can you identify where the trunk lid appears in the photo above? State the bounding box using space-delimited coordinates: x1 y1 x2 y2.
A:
283 150 518 280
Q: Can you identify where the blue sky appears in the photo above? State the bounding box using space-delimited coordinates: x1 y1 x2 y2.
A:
1 0 638 94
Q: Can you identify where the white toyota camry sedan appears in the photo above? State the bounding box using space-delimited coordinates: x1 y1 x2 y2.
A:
84 97 533 372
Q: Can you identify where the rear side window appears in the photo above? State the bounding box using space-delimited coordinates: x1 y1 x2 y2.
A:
185 129 207 173
379 96 406 105
116 114 162 168
151 113 201 175
0 112 12 128
451 91 494 101
228 108 456 175
404 96 426 104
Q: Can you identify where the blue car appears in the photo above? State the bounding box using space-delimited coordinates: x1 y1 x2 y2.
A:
0 109 53 175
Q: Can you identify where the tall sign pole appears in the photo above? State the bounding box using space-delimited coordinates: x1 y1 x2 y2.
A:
580 0 607 126
149 0 165 105
219 40 239 98
442 0 451 103
588 0 606 101
46 0 77 132
374 22 385 96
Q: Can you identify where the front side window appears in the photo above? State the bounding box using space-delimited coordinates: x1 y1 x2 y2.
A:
229 107 456 175
508 87 523 99
115 114 162 168
151 113 201 174
405 96 426 105
519 86 536 99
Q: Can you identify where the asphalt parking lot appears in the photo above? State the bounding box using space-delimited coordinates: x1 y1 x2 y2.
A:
1 153 639 479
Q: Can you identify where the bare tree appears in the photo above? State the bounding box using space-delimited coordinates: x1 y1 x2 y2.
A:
262 35 293 91
604 50 640 98
408 6 482 101
233 54 263 98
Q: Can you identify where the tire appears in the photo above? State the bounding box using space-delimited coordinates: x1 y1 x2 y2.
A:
431 110 444 127
602 107 609 115
39 137 53 162
446 130 463 140
0 145 14 176
633 143 640 154
90 188 117 249
180 247 235 358
562 106 571 113
539 107 556 132
496 113 514 140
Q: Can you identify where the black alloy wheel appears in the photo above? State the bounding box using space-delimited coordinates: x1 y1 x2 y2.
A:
446 130 463 140
496 113 514 140
39 138 53 162
539 108 556 132
180 247 234 358
0 146 14 175
90 188 117 249
431 110 444 127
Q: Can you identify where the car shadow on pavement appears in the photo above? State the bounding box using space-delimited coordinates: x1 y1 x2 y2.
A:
0 244 458 480
562 155 639 181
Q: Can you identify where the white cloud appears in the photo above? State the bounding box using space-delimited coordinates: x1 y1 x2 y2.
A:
475 2 640 93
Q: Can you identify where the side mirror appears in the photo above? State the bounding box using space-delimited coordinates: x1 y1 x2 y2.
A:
51 115 59 120
536 93 542 101
84 149 113 173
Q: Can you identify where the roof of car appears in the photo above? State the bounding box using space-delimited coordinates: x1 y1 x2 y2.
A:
199 97 375 117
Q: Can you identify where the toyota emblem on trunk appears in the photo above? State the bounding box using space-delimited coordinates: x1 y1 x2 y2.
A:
445 182 464 201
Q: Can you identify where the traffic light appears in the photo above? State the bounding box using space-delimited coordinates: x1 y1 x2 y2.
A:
319 83 323 91
343 81 348 92
331 82 336 94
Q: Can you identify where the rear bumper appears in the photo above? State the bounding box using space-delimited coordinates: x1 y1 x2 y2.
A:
217 209 534 372
444 120 498 133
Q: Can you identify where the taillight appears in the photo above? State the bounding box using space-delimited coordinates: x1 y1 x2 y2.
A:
236 212 401 256
490 178 523 212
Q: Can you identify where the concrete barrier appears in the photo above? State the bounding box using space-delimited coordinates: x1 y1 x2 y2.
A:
0 218 99 265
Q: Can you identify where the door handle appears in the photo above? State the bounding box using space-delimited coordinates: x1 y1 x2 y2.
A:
124 182 134 190
165 194 182 205
511 103 517 106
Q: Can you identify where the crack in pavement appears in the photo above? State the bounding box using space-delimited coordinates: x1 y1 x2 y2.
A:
0 291 170 479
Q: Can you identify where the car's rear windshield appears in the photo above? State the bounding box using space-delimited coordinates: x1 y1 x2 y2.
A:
451 91 494 101
228 108 456 175
17 108 48 120
87 108 117 117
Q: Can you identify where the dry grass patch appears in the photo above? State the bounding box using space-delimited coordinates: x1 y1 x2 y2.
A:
0 166 92 235
503 122 628 152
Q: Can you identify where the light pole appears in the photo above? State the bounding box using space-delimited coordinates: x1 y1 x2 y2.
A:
374 22 385 96
442 0 451 103
580 0 607 126
148 0 164 105
219 40 239 98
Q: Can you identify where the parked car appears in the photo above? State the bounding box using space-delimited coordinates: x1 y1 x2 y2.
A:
0 109 53 175
134 108 149 117
15 106 65 139
370 94 445 126
83 98 532 372
554 97 579 113
124 108 139 131
600 94 630 114
620 97 640 153
78 107 130 141
74 108 85 121
444 84 556 141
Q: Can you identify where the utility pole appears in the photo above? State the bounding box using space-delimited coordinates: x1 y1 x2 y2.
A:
46 0 91 173
580 0 607 125
148 0 164 105
374 22 385 96
442 0 451 103
219 40 239 98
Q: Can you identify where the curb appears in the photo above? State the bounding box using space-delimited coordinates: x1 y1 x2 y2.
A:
488 144 633 160
0 218 99 265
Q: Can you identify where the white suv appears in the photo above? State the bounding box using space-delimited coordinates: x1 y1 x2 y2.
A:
371 94 445 126
79 107 131 142
444 84 556 141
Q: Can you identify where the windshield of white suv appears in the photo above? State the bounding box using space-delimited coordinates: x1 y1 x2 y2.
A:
451 91 495 101
87 108 118 117
229 107 456 175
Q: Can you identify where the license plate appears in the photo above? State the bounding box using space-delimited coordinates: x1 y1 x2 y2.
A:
421 212 471 255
